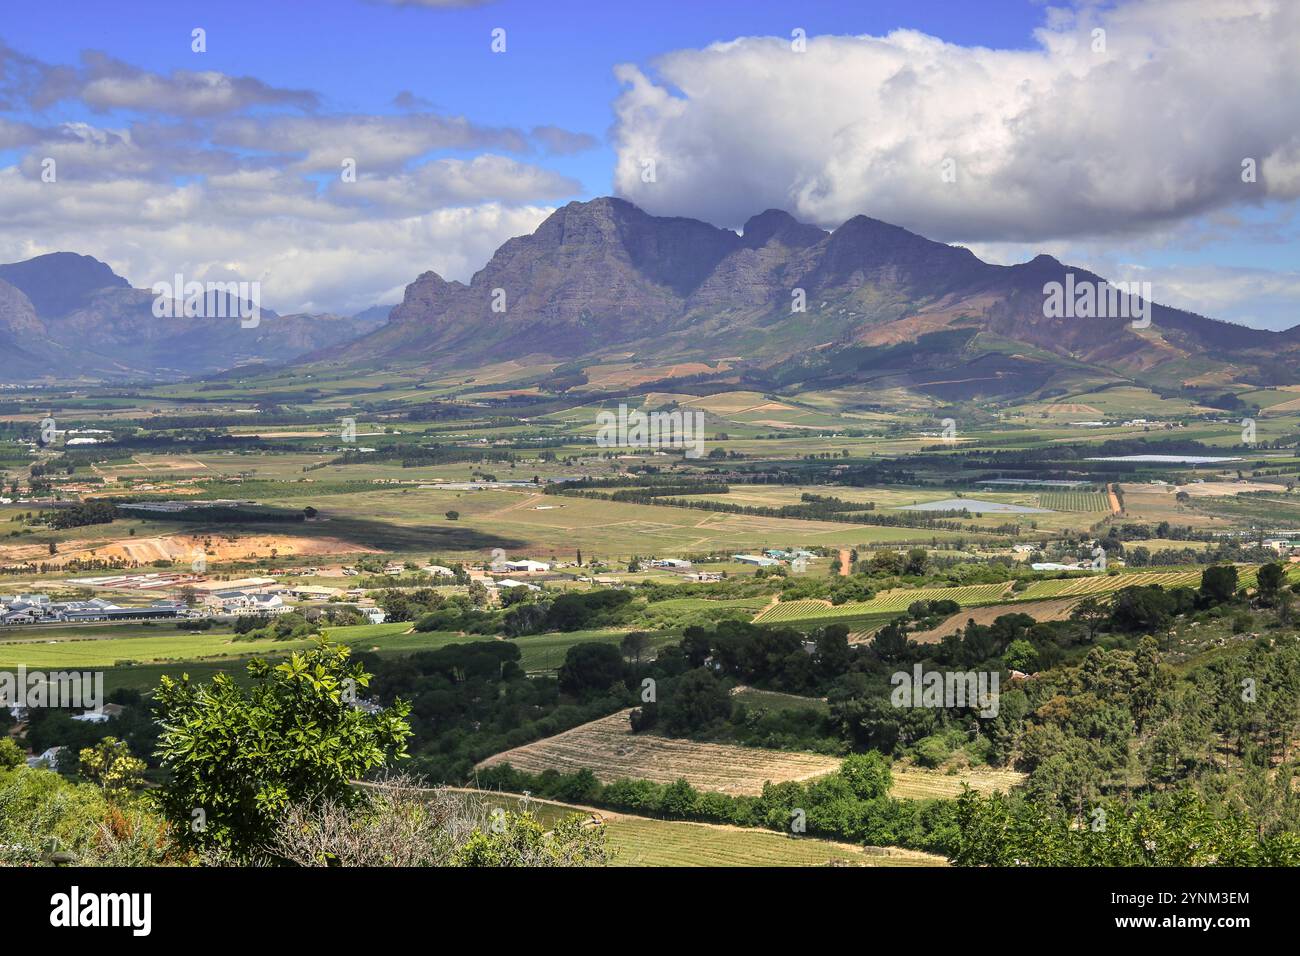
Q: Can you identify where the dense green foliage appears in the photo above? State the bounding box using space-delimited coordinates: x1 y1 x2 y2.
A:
477 751 959 854
361 642 632 782
954 788 1300 865
152 641 412 859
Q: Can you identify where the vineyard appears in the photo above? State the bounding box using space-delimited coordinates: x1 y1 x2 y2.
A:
1037 491 1110 512
1016 569 1204 600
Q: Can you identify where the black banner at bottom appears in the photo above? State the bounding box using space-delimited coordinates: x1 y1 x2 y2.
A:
0 865 1282 942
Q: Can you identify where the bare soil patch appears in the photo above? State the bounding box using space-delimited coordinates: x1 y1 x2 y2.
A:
909 597 1082 644
10 532 379 567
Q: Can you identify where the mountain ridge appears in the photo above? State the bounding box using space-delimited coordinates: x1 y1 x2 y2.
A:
314 197 1298 398
4 200 1295 394
0 253 387 382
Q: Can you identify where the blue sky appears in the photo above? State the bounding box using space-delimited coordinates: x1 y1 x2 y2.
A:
0 0 1296 327
3 0 1048 198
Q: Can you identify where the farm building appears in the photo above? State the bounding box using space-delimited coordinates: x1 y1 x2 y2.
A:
501 559 551 573
289 585 343 600
685 571 724 582
496 579 543 592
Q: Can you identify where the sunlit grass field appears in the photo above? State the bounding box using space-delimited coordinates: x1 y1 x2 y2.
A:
4 621 677 692
471 791 946 867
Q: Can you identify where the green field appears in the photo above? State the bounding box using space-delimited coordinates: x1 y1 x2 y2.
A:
0 621 417 670
755 582 1015 625
474 792 945 867
262 485 991 563
751 567 1272 628
2 621 678 693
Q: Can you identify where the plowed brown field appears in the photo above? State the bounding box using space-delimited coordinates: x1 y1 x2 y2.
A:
908 597 1082 643
476 709 841 795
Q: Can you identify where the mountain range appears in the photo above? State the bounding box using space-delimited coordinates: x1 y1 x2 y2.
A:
317 198 1299 400
4 199 1297 397
0 253 386 382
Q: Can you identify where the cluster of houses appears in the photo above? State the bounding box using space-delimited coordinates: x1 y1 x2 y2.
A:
202 589 291 617
1030 551 1109 572
198 584 385 623
0 593 187 626
1 580 388 628
473 558 552 596
1066 419 1181 431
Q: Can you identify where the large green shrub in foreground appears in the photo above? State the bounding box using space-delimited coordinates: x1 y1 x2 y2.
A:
153 640 411 859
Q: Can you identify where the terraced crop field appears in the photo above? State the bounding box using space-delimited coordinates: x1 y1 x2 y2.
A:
476 709 842 795
1037 491 1110 512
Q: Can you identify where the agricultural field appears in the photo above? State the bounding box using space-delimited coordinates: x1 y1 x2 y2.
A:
1117 485 1243 531
674 484 946 509
1037 491 1110 512
732 687 831 716
476 709 842 795
1124 538 1212 552
227 485 984 565
909 597 1083 643
1015 569 1207 600
0 621 416 670
1187 492 1300 528
0 621 673 683
501 628 678 673
889 767 1027 800
472 791 946 867
633 596 772 631
754 582 1016 625
751 567 1271 630
9 340 1300 877
1005 385 1211 421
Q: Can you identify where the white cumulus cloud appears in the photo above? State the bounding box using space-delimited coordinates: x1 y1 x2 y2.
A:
612 0 1300 242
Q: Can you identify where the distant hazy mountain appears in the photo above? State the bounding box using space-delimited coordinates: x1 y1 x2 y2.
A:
0 253 388 382
9 203 1294 393
318 197 1300 399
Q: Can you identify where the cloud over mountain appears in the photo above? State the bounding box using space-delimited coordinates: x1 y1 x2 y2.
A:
612 0 1300 243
